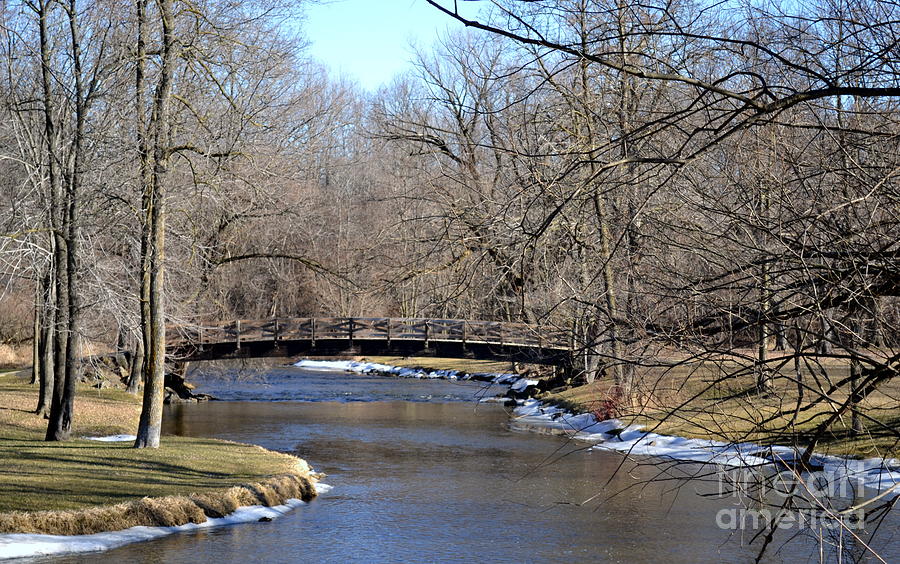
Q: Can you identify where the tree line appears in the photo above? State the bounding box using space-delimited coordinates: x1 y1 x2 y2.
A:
399 0 900 435
0 0 897 463
0 0 373 446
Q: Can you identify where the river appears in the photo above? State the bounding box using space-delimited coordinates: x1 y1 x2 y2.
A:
42 364 900 563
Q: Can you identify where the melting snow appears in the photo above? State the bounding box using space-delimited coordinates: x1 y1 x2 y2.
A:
513 399 900 498
84 435 136 442
293 358 538 391
0 484 332 560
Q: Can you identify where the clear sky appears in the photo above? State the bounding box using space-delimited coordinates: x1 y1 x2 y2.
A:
303 0 468 91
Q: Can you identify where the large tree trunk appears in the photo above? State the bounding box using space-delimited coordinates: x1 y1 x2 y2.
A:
869 297 884 347
31 280 40 385
571 10 626 391
39 0 72 442
756 259 773 394
45 239 71 440
816 310 834 355
36 265 54 417
47 0 87 441
135 0 174 448
126 335 143 394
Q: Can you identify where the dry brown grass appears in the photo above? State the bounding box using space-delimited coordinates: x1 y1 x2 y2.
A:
545 354 900 459
0 369 142 438
0 473 315 535
0 344 29 369
0 340 112 371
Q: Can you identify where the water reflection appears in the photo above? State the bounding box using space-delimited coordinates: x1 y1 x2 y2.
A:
38 368 900 563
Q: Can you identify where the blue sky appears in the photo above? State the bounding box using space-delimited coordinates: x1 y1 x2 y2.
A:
303 1 468 91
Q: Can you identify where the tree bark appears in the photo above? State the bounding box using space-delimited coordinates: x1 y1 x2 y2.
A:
30 279 40 385
126 335 143 394
816 311 834 355
757 258 773 394
40 0 72 442
36 265 54 417
135 0 174 448
48 0 87 441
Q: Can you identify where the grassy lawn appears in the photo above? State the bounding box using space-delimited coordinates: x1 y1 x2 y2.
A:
0 371 302 514
544 355 900 459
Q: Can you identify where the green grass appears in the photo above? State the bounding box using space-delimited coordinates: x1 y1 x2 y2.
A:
0 437 302 512
0 372 301 513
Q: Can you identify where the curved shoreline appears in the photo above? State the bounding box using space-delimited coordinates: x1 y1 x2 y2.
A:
511 398 900 499
5 359 895 558
0 482 332 560
301 358 900 498
0 358 526 557
0 458 328 560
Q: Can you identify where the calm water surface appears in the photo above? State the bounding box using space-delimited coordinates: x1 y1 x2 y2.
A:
44 365 900 563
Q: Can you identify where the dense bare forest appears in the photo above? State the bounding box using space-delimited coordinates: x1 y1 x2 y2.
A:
0 1 897 559
0 0 897 468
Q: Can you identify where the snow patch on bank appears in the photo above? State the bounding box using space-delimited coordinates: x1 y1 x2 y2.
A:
84 434 136 442
0 499 306 560
513 399 900 498
296 358 900 497
510 378 539 392
293 358 538 395
0 483 333 560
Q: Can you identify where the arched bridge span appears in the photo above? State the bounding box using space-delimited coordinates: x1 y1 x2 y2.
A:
165 317 573 367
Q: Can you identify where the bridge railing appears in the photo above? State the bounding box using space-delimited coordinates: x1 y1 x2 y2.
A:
166 317 570 350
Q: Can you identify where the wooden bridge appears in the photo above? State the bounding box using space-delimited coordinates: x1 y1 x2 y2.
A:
165 317 574 366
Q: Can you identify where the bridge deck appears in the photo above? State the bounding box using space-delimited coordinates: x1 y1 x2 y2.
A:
166 317 572 365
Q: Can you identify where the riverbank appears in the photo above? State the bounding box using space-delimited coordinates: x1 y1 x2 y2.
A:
305 356 900 498
541 357 900 459
0 495 314 560
513 399 900 497
0 370 321 545
294 357 540 396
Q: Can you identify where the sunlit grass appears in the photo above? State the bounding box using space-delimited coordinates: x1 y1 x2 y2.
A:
546 357 900 459
0 372 302 514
